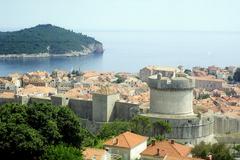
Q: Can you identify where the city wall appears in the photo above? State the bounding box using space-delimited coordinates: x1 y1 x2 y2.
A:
114 101 140 120
69 98 93 121
214 114 240 134
0 94 141 122
142 113 215 145
2 94 240 144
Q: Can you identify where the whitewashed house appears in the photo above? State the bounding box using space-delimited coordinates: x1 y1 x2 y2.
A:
104 131 148 160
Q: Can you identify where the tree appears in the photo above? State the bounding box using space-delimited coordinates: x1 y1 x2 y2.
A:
152 120 172 137
228 76 234 82
184 69 192 76
233 68 240 82
81 129 100 148
191 142 234 160
97 121 131 139
233 144 240 156
56 106 85 147
40 145 82 160
0 103 86 159
0 24 102 55
0 123 45 159
198 93 210 100
211 143 233 160
130 115 151 135
115 75 125 84
191 141 211 159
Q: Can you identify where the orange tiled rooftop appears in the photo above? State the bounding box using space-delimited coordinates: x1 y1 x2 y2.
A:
104 131 148 149
141 140 192 158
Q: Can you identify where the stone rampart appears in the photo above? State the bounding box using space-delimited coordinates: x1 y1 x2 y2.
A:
69 98 93 120
214 114 240 134
141 112 214 145
29 97 51 104
114 101 140 120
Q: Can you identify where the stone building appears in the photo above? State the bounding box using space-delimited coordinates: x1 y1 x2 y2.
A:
194 76 225 91
139 66 180 82
104 131 148 160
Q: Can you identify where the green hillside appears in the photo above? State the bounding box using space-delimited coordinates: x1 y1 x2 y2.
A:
0 24 103 54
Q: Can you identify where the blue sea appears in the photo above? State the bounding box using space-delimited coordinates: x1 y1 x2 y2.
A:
0 31 239 75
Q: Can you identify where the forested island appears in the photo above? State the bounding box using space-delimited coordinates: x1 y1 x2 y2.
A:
0 24 104 57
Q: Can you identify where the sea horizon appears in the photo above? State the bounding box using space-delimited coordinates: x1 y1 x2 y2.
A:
0 30 239 75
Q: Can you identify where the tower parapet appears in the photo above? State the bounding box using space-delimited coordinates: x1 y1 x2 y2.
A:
148 73 195 90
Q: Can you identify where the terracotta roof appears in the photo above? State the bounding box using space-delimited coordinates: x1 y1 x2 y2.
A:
83 148 107 160
193 76 224 82
0 92 15 99
144 66 179 72
18 85 56 96
165 155 204 160
0 78 10 84
96 85 118 95
140 140 192 158
104 131 148 149
27 71 49 77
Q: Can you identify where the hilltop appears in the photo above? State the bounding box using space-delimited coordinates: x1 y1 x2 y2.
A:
0 24 103 57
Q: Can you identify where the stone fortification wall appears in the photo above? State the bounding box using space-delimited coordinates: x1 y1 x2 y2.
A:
215 134 240 144
16 95 30 105
51 95 69 106
29 97 51 104
80 118 106 133
166 115 214 140
92 93 119 122
69 98 93 120
0 93 139 123
214 114 240 134
142 113 214 145
114 101 140 120
0 97 15 105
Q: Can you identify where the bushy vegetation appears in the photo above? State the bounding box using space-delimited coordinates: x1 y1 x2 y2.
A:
0 103 85 159
0 24 102 54
233 68 240 82
40 145 82 160
0 103 172 160
98 121 131 139
96 115 172 140
191 142 234 160
197 93 210 100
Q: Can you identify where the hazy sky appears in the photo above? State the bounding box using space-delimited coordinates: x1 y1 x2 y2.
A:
0 0 240 31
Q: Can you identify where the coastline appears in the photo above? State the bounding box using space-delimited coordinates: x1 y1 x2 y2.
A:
0 43 104 58
0 48 104 59
0 52 90 58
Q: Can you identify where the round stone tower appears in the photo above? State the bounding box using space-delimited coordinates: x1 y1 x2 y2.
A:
148 73 195 115
142 73 214 145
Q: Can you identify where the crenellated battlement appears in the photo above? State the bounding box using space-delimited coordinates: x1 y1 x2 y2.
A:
148 73 195 90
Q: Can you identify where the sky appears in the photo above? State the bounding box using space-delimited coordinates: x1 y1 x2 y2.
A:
0 0 240 31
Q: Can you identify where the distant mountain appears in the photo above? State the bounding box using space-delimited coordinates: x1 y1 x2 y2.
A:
0 24 103 56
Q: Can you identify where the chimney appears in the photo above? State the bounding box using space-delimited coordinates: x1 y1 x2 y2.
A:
206 154 212 160
152 139 156 146
157 148 160 156
170 140 175 144
113 138 118 145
